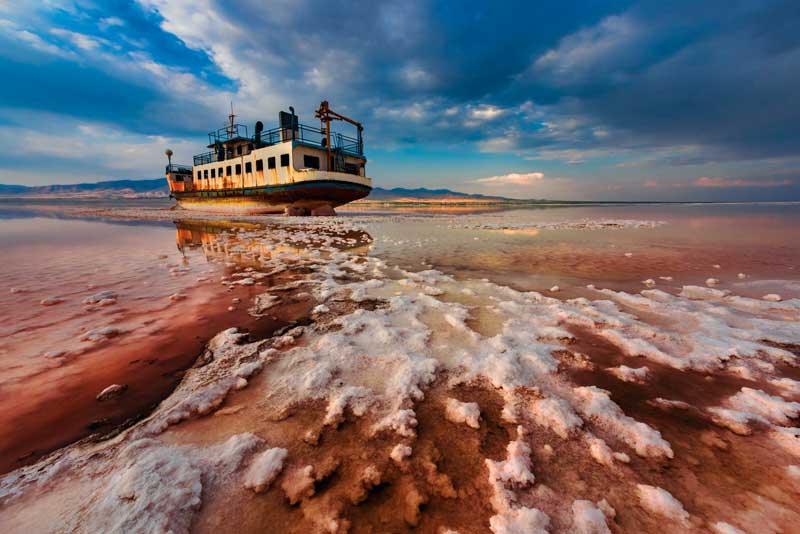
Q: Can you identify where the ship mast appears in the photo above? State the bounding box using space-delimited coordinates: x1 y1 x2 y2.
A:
227 102 236 138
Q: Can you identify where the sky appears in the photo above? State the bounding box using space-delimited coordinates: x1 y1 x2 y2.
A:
0 0 799 201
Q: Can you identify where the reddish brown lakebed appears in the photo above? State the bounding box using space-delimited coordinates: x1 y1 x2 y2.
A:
0 216 327 473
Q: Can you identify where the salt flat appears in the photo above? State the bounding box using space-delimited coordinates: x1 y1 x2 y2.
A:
0 203 798 533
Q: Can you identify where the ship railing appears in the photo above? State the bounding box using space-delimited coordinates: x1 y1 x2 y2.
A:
293 124 363 157
193 151 218 166
166 163 192 174
193 123 364 166
207 123 250 145
255 127 283 147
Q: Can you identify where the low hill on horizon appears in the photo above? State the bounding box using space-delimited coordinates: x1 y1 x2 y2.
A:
0 179 168 198
0 179 535 203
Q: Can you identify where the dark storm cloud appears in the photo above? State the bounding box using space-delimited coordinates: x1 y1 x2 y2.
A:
499 0 800 163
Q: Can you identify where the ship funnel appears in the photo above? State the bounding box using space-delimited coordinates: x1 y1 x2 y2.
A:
255 121 263 147
279 108 298 142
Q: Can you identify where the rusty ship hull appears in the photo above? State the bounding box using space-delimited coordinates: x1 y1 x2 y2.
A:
171 178 371 214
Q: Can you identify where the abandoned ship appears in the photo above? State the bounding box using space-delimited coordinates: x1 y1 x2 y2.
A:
164 101 372 215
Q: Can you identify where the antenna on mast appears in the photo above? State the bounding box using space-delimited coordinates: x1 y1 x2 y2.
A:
227 101 236 137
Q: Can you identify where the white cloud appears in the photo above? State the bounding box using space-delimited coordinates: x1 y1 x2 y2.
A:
373 100 438 122
532 14 645 86
0 21 73 59
0 110 196 184
50 28 111 51
99 16 125 29
399 63 436 89
468 104 506 121
474 172 544 186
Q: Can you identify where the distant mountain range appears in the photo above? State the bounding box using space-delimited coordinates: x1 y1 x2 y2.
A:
0 179 168 198
0 179 532 203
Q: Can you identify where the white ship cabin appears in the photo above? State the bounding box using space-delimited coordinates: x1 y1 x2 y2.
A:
169 105 370 194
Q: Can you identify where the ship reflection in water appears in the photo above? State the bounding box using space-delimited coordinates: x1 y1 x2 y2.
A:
173 219 373 267
0 214 371 475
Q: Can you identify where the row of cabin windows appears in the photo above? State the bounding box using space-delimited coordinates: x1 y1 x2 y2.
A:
195 154 291 179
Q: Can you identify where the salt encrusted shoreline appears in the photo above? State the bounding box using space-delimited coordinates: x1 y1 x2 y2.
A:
0 215 798 533
8 202 668 231
453 218 667 231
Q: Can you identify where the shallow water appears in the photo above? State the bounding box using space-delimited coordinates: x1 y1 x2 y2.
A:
356 203 800 298
0 214 322 472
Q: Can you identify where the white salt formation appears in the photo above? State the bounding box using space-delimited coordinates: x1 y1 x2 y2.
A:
96 383 127 401
636 484 690 526
572 499 611 534
390 443 412 463
444 398 481 429
607 365 650 384
713 522 746 534
243 447 288 493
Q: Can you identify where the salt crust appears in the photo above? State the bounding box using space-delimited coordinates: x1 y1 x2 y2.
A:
243 447 288 493
531 397 582 438
769 377 800 395
708 387 800 435
485 427 550 534
727 388 800 425
444 398 481 429
635 484 690 526
390 443 412 463
713 522 746 534
607 365 649 384
585 434 629 466
572 499 611 534
573 386 673 458
88 433 263 533
488 507 550 534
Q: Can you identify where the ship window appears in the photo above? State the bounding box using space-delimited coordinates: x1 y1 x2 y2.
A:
280 154 290 167
226 166 232 176
237 145 243 155
245 161 252 173
268 157 276 169
204 169 209 179
303 155 320 169
196 171 201 180
218 167 223 177
256 159 264 171
210 168 215 178
235 163 241 175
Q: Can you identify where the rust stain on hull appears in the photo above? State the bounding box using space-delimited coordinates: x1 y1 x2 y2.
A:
172 180 371 214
